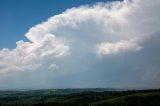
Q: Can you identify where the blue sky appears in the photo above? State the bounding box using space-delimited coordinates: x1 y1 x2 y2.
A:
0 0 160 89
0 0 119 49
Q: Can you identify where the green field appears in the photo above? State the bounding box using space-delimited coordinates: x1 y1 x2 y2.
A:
0 89 160 106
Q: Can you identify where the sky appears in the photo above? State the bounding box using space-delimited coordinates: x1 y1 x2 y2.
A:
0 0 118 49
0 0 160 90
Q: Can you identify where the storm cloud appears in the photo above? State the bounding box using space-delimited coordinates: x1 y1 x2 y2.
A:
0 0 160 89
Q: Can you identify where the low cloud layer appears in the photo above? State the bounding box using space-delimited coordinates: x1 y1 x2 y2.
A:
0 0 160 89
97 38 142 56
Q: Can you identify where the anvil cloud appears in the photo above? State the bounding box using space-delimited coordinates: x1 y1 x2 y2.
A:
0 0 160 89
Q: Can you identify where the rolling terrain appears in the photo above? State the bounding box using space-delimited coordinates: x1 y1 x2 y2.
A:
0 88 160 106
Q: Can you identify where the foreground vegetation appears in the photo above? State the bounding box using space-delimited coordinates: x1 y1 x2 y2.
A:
0 88 160 106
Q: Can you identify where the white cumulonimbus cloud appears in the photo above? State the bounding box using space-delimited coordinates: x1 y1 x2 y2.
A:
97 38 142 56
0 0 160 77
0 34 69 74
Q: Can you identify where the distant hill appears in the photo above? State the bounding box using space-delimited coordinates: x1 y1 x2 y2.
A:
0 88 160 106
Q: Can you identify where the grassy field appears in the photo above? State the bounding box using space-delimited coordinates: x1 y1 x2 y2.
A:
90 92 160 106
0 88 159 106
